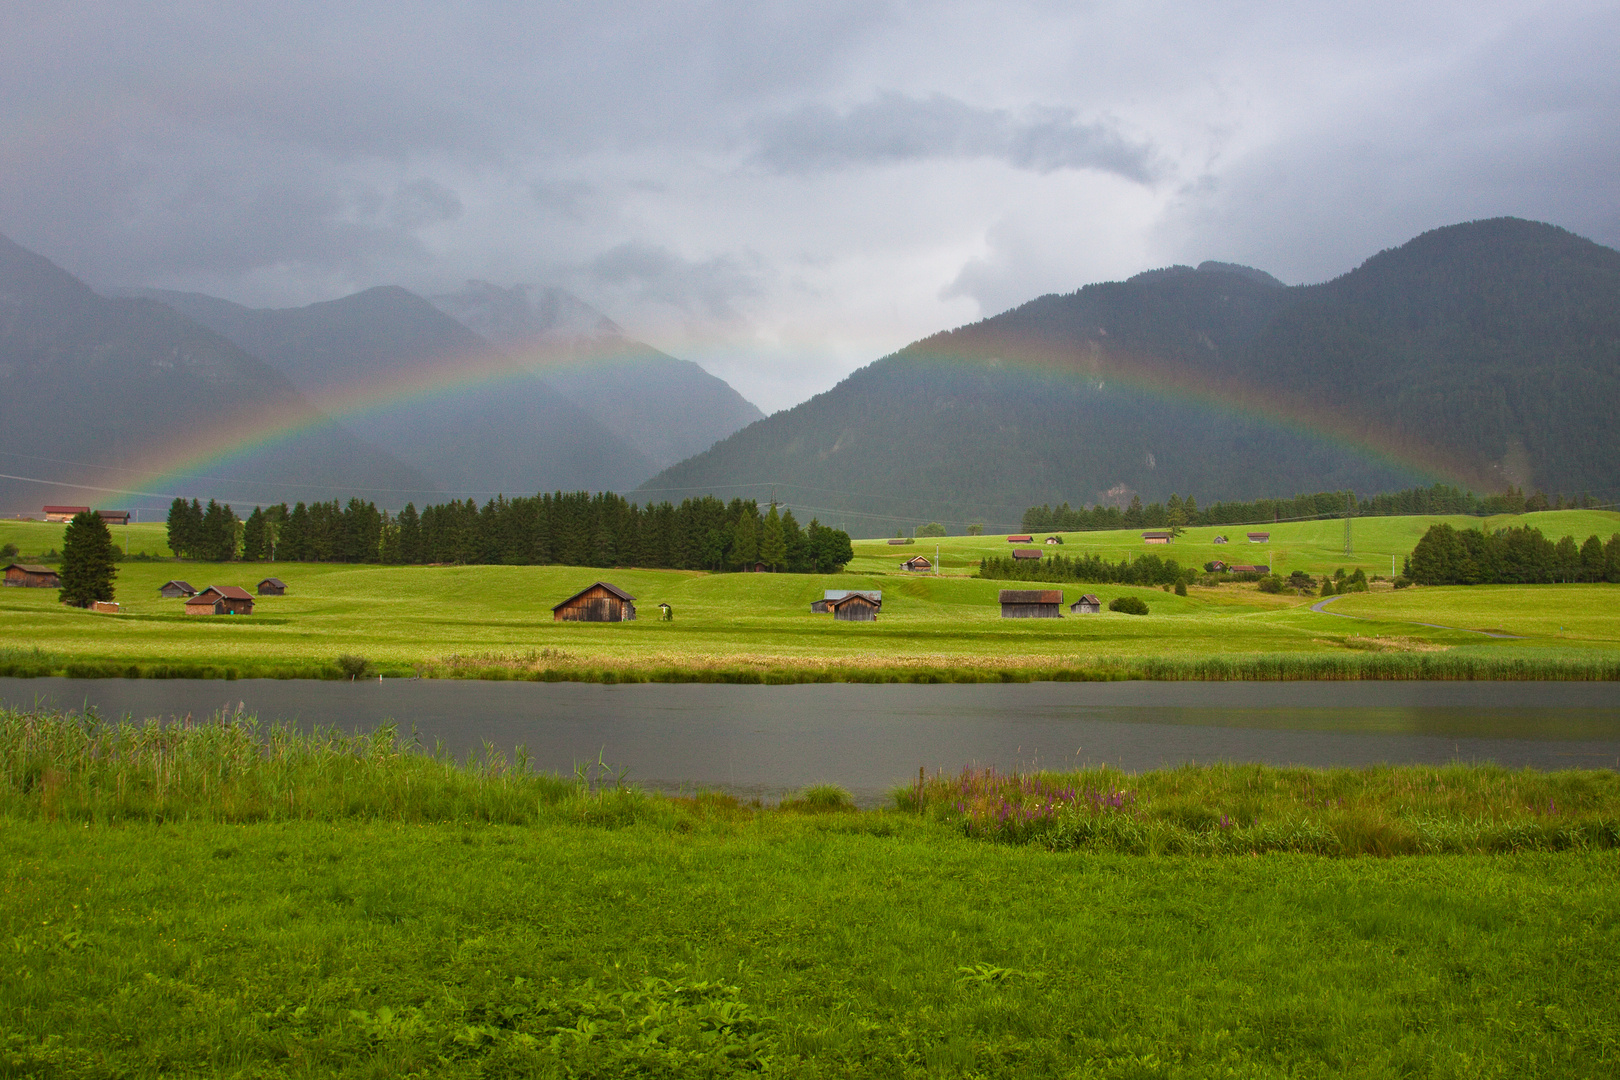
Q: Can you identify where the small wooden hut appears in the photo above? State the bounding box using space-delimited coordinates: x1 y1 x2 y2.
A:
3 563 59 588
1006 535 1034 543
1213 535 1229 544
1247 532 1270 543
90 601 121 613
813 589 881 614
159 580 196 598
1011 548 1042 561
902 555 932 572
552 582 637 622
257 577 287 596
42 505 89 523
185 586 255 615
830 591 881 621
99 511 131 525
1069 594 1101 614
1044 536 1063 544
1141 531 1173 544
999 589 1063 618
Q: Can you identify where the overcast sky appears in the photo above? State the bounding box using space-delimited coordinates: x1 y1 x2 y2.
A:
4 1 1616 412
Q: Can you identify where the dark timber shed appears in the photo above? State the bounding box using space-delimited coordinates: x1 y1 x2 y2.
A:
829 591 881 621
999 589 1063 618
553 582 637 622
1069 594 1101 614
3 563 59 588
258 577 287 596
159 580 196 598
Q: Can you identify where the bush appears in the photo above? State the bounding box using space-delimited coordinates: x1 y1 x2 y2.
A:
916 522 947 537
966 523 984 536
1257 574 1285 594
0 542 17 559
1174 581 1187 597
1109 595 1149 615
1393 576 1413 589
336 654 371 681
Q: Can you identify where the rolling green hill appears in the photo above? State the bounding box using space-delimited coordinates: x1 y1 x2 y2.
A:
640 219 1620 535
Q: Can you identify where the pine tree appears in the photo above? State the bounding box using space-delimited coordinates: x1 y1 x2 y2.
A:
241 507 268 561
731 508 758 568
58 511 118 607
759 503 787 570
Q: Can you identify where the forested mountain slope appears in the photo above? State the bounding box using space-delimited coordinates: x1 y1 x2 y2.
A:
640 219 1620 535
133 286 659 496
0 234 428 514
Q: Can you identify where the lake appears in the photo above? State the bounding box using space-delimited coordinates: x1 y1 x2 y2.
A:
5 678 1619 805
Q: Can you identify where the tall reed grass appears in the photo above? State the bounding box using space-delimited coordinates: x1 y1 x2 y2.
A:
0 706 656 826
900 762 1620 855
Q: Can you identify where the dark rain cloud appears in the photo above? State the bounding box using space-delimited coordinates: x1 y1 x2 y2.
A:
753 93 1159 182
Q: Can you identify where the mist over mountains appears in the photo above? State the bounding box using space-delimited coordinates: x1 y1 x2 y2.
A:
641 219 1620 535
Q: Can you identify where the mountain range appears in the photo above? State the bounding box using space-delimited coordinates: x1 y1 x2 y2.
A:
639 218 1620 534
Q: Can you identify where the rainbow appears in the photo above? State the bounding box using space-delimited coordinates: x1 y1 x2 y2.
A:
95 321 1481 511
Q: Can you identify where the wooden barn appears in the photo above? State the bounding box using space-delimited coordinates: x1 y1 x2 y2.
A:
185 586 255 615
158 580 196 598
812 589 881 614
1012 548 1042 561
829 591 881 621
3 563 59 588
1069 594 1101 614
258 577 287 596
1142 531 1173 544
1007 535 1034 543
42 505 89 523
902 555 932 572
1213 535 1229 544
552 582 637 622
1247 532 1270 543
1229 564 1269 574
1000 589 1063 618
886 538 913 545
99 511 132 525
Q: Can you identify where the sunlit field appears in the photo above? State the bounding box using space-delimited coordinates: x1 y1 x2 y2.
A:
2 511 1617 680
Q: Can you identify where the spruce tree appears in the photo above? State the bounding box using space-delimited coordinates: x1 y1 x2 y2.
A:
241 507 268 561
58 511 118 607
731 508 758 568
759 504 787 570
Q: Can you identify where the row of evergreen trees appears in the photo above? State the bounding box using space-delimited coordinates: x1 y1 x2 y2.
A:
167 492 855 572
1022 484 1606 533
977 552 1192 587
1407 524 1620 585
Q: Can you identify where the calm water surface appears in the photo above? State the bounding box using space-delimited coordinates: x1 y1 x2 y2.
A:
5 678 1618 805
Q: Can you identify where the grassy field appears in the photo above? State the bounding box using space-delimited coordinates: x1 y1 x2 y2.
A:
2 511 1617 681
3 712 1618 1077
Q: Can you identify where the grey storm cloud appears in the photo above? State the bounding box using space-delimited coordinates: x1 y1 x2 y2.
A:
753 93 1159 182
582 242 765 321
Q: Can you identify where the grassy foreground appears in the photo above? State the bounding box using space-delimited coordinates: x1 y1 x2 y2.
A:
3 708 1619 1078
2 511 1617 683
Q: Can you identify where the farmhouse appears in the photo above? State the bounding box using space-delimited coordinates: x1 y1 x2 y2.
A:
42 505 90 523
185 586 255 615
1205 561 1227 572
1247 532 1270 543
552 581 636 622
812 589 881 614
999 589 1063 618
829 591 881 621
1011 548 1042 561
902 555 932 572
3 563 59 588
158 580 197 598
1142 531 1173 544
1069 594 1101 614
1007 535 1034 543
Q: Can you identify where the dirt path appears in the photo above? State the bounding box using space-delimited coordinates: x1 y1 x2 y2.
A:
1310 593 1525 639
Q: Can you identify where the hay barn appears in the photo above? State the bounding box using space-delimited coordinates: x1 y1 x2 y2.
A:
258 577 287 596
1012 548 1042 561
158 580 196 598
553 582 637 622
830 591 881 621
1007 535 1034 543
999 589 1063 618
99 511 131 525
1069 594 1101 614
3 563 59 588
1142 531 1173 544
42 505 89 523
902 555 932 571
1247 532 1270 543
185 586 255 615
813 589 881 614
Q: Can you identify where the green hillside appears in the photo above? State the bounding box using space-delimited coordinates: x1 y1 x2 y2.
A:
640 219 1620 535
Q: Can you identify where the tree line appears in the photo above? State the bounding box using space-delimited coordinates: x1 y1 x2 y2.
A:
167 492 855 572
1407 524 1620 585
1022 484 1607 533
977 552 1193 588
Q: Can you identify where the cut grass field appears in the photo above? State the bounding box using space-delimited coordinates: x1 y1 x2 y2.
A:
4 712 1618 1078
2 511 1617 681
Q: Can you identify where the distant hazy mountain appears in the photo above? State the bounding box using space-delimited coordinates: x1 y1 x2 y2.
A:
132 285 660 497
638 219 1620 535
0 233 429 515
431 282 765 470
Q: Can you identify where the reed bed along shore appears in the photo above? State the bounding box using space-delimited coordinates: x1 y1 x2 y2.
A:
4 646 1619 683
5 707 1617 855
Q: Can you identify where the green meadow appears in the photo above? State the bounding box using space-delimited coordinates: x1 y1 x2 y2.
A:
3 709 1619 1078
2 511 1618 681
